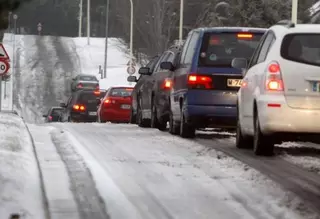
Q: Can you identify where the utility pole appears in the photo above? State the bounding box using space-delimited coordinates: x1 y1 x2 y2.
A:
129 0 133 70
87 0 90 45
291 0 298 24
179 0 184 44
79 0 83 37
103 0 109 78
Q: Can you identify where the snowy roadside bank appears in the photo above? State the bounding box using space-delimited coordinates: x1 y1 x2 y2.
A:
0 112 46 219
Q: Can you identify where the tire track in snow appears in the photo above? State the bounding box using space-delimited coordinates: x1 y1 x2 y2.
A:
195 136 320 216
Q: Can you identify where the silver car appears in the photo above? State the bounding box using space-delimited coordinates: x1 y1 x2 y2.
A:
71 74 99 92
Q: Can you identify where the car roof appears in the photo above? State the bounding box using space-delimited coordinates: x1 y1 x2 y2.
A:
51 107 63 109
270 23 320 35
194 27 267 33
77 74 97 77
109 86 134 89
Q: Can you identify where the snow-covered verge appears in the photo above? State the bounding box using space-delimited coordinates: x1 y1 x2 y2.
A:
72 37 140 89
0 112 46 218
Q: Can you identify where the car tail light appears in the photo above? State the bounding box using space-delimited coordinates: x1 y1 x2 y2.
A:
265 61 284 91
77 83 83 88
162 78 173 89
187 74 212 89
48 116 52 121
104 98 116 104
94 90 100 96
73 104 86 111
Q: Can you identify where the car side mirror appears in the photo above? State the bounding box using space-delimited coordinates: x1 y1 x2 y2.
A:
60 103 67 108
138 67 151 75
42 114 47 118
160 62 174 71
127 75 138 82
96 98 101 105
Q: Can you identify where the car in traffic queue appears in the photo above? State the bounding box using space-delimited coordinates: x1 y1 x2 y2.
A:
128 45 182 131
97 86 133 123
71 74 100 92
43 107 63 122
59 90 100 122
159 27 267 138
232 21 320 156
127 55 160 127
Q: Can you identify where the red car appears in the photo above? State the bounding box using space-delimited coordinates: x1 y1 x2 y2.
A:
97 86 133 123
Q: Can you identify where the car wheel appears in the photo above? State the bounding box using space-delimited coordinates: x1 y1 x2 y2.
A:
179 109 195 138
253 111 274 156
151 99 166 131
236 112 253 149
169 110 179 135
137 102 150 128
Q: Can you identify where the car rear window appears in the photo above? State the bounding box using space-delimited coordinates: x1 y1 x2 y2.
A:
80 76 97 81
78 93 97 104
110 88 133 97
198 32 263 67
51 108 62 116
281 34 320 66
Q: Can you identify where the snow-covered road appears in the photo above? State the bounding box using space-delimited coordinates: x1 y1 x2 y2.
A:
47 123 318 219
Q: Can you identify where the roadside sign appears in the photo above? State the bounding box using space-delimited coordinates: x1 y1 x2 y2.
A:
0 44 10 61
126 60 136 66
0 60 10 76
127 66 135 75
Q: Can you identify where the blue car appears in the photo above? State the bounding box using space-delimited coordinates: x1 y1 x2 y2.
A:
160 27 267 138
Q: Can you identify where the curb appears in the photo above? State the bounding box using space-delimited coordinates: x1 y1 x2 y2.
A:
23 120 51 219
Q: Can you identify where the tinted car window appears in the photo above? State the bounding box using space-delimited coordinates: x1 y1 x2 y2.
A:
78 92 98 104
110 88 133 97
281 34 320 67
79 76 97 81
198 32 263 67
51 108 63 116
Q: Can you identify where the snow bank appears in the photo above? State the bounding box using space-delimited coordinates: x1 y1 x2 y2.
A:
0 112 46 218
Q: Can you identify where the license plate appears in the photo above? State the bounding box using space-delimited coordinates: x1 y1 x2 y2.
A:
121 104 131 109
312 81 320 92
227 79 242 87
88 112 97 116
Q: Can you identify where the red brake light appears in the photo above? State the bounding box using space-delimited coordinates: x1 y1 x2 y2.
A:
237 33 253 39
162 78 173 89
94 90 100 95
265 61 283 91
48 116 52 120
77 83 83 88
104 98 111 104
187 74 212 89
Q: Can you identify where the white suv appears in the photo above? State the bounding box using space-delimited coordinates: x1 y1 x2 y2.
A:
232 21 320 156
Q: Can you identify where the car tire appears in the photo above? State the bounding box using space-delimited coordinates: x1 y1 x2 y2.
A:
137 102 150 128
169 110 179 135
236 113 253 149
180 109 195 138
151 99 166 131
253 111 274 156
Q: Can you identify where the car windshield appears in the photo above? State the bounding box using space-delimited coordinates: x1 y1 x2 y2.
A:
198 32 263 67
51 108 62 116
110 88 133 97
281 34 320 66
79 76 97 81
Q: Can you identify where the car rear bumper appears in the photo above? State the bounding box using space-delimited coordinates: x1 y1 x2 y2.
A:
71 112 97 122
101 109 130 122
185 104 237 128
257 95 320 134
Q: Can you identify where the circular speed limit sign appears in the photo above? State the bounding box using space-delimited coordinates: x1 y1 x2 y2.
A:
0 60 10 76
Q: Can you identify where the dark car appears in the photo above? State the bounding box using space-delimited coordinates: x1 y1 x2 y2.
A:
71 74 100 92
59 90 100 122
43 107 63 122
128 45 182 131
160 27 267 138
97 86 133 123
127 55 160 127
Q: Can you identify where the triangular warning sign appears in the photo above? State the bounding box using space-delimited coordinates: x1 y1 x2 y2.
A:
0 44 10 61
